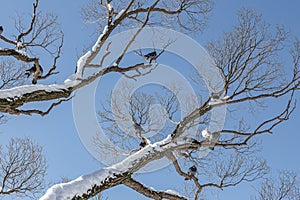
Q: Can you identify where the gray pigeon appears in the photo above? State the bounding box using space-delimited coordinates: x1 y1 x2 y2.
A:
185 165 197 180
25 64 43 84
144 51 157 63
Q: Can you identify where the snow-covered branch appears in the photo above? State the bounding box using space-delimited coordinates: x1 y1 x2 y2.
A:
124 178 187 200
0 0 165 116
1 1 300 199
40 138 175 199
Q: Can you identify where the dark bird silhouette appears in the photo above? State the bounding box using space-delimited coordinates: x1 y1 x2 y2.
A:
25 64 43 84
192 139 201 145
184 137 200 145
139 141 147 148
0 26 3 35
25 66 37 78
144 51 157 63
185 165 197 180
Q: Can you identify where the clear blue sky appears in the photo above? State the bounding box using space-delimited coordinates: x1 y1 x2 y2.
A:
0 0 299 199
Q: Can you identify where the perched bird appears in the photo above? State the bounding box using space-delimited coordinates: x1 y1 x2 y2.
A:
139 141 147 148
201 128 212 140
184 137 201 145
185 165 197 180
0 26 3 35
210 92 221 100
25 64 43 84
202 128 218 150
192 139 201 145
25 66 37 78
144 51 157 63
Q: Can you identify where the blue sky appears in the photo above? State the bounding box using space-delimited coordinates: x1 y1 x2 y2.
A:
0 0 300 199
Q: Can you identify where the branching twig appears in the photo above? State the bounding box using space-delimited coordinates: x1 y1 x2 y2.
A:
8 97 72 116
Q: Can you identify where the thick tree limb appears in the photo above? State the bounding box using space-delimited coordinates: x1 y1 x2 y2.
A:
7 97 72 116
124 177 187 200
0 49 37 63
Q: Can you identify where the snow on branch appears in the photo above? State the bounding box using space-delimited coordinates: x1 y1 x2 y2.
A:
0 0 166 116
40 136 189 199
124 178 187 200
40 168 129 200
1 0 210 116
40 126 219 200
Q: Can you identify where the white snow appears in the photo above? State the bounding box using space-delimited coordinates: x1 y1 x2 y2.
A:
107 3 113 12
40 169 113 200
64 74 76 83
208 98 224 106
0 79 81 101
40 148 155 199
76 51 92 79
0 84 67 99
92 25 108 52
111 145 155 172
115 9 125 21
222 95 230 100
209 95 229 106
16 49 27 56
14 41 26 55
39 132 181 200
0 24 113 104
16 41 23 49
165 189 180 196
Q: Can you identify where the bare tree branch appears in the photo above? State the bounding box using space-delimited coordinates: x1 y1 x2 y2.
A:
254 170 300 200
124 177 187 200
0 137 47 198
0 1 299 200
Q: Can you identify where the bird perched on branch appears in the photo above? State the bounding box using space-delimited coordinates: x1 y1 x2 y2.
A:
0 26 3 35
139 141 147 148
25 64 43 84
184 137 201 144
201 128 212 140
202 128 219 150
184 137 201 145
185 165 197 180
144 51 157 63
